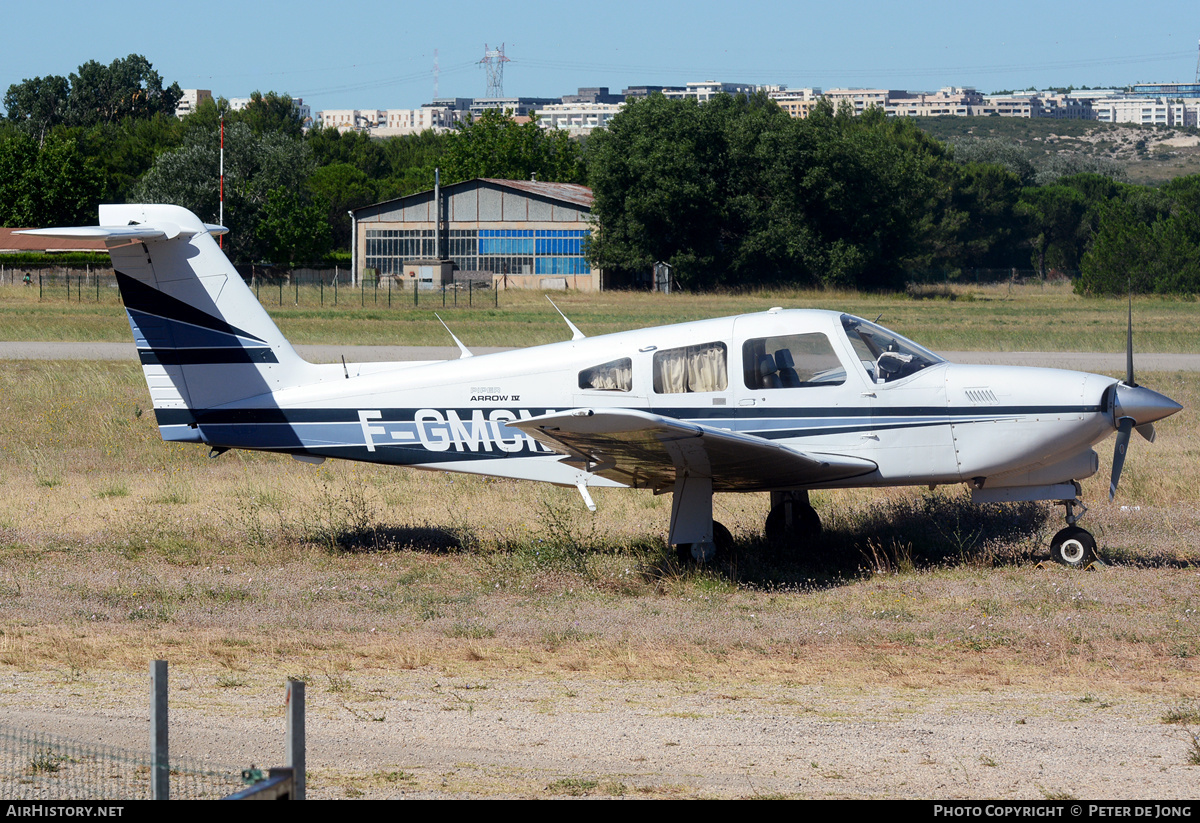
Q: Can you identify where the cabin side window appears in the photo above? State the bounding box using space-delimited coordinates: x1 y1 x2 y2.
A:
742 333 846 390
578 358 633 392
652 342 728 394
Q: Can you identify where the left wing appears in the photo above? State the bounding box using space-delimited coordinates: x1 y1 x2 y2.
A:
510 408 877 492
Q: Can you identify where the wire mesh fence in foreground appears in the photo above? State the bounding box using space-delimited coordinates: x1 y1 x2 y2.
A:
0 724 245 800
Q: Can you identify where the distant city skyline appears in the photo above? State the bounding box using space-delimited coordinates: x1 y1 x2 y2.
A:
5 0 1199 116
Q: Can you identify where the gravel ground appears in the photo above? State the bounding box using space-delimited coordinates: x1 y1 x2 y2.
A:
0 666 1194 799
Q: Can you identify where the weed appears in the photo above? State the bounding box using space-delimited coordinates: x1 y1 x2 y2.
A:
324 668 352 693
445 623 495 639
1162 700 1200 725
96 483 128 499
1186 730 1200 766
546 777 598 796
216 675 247 688
29 748 66 774
860 539 915 575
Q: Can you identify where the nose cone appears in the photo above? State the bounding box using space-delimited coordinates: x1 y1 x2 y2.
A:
1114 383 1183 427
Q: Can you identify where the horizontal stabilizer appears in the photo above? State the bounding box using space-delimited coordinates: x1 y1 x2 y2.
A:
18 222 226 244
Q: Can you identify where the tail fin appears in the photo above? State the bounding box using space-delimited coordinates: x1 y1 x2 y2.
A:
24 204 319 441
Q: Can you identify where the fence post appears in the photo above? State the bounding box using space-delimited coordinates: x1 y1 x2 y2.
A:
151 660 169 800
287 680 305 800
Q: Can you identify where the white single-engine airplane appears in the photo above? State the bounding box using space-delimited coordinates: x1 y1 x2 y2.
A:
24 205 1183 567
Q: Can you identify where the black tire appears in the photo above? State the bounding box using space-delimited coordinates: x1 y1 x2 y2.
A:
1050 526 1096 568
676 521 734 565
764 501 822 552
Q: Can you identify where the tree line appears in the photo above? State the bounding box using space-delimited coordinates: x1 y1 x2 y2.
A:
2 55 1197 294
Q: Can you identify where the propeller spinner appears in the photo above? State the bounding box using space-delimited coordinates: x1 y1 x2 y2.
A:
1108 298 1182 500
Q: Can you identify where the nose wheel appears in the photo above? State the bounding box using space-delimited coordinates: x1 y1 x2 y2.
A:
1050 490 1100 568
1049 526 1096 568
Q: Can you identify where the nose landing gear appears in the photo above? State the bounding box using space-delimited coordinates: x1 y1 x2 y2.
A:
1050 489 1100 569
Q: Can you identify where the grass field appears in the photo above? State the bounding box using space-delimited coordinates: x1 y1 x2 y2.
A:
2 279 1199 353
1 292 1197 797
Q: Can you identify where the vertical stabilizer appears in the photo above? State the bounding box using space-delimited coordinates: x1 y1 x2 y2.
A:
98 205 318 422
22 205 322 442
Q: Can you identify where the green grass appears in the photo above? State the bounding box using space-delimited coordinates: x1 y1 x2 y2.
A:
3 281 1199 353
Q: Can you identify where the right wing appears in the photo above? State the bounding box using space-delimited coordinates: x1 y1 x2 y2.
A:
510 408 877 492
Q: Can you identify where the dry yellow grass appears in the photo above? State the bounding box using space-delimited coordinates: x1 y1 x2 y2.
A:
0 360 1196 699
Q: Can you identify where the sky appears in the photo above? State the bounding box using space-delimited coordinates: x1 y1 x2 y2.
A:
3 0 1199 115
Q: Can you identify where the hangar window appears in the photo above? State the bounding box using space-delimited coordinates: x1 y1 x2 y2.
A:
653 342 728 394
579 358 632 392
742 333 845 390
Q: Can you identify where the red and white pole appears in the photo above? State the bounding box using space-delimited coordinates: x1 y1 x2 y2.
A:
219 114 225 248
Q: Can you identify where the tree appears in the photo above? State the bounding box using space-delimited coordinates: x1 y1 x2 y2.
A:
307 163 377 249
239 91 304 137
3 74 69 144
0 130 102 226
1077 176 1200 294
439 108 585 185
133 121 322 262
587 93 958 290
257 187 332 265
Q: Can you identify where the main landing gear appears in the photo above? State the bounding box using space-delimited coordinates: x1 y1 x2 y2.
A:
1049 489 1099 569
764 490 822 553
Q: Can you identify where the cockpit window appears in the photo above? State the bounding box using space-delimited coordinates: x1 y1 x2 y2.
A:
653 342 728 394
840 314 944 384
579 357 632 391
742 333 846 389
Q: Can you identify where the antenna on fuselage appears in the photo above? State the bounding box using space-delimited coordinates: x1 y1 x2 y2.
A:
546 296 585 340
435 313 473 358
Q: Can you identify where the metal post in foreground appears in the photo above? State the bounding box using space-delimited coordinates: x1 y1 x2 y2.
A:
286 680 305 800
151 660 169 800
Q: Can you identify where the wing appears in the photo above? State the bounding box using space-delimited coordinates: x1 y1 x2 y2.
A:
510 408 877 492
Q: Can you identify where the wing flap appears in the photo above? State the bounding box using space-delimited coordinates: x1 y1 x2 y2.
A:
510 408 877 491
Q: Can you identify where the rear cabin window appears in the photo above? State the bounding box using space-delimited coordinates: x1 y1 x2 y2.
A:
742 333 846 390
578 358 632 392
653 342 728 394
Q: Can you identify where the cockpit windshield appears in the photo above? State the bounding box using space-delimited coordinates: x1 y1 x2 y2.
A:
840 314 945 384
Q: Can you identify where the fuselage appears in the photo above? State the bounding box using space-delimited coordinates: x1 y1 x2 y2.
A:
171 308 1118 494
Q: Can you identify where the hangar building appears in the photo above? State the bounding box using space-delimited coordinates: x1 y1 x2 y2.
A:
351 178 602 291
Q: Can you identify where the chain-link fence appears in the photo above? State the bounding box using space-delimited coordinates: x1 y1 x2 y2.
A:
0 725 246 800
0 264 500 309
906 267 1080 285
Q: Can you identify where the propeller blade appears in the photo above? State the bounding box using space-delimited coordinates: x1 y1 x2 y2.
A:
1126 293 1136 387
1110 417 1134 501
1135 423 1156 443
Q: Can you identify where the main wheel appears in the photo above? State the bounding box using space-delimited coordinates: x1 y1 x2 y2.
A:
764 501 822 552
1050 526 1096 568
675 521 734 565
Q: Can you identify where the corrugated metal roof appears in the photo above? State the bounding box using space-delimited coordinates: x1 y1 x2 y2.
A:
478 178 594 208
353 177 594 217
0 228 108 253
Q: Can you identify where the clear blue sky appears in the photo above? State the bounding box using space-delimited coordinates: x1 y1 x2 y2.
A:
5 0 1198 114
